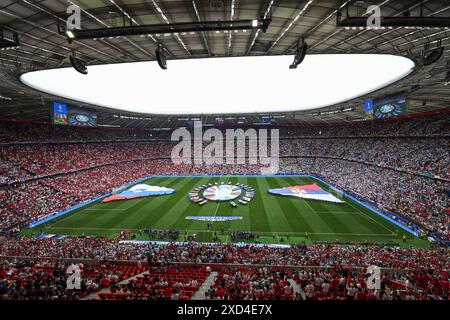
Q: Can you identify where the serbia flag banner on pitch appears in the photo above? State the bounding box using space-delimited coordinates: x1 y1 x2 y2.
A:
103 184 175 203
268 183 345 203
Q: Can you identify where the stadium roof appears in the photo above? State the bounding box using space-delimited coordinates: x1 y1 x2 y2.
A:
0 0 449 128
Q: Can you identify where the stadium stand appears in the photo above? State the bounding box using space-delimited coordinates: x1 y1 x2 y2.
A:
1 113 448 240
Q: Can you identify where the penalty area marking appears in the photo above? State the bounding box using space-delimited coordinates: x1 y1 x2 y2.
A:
347 201 396 234
307 176 396 235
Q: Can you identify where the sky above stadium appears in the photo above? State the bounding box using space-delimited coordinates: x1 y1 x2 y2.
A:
20 54 415 115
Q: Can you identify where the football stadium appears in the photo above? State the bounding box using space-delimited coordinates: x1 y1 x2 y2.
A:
0 0 448 308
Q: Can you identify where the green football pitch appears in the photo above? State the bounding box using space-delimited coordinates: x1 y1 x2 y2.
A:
29 175 429 247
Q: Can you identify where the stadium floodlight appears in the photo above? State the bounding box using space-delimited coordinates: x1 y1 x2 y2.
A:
66 30 75 39
336 2 450 29
0 28 20 50
57 18 271 43
69 55 88 75
289 38 308 69
422 40 444 66
65 29 76 44
155 45 167 70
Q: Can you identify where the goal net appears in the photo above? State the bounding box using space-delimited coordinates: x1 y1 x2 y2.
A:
328 186 345 202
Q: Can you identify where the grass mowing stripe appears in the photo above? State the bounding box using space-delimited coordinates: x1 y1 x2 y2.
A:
283 176 349 235
134 177 206 229
307 176 398 237
346 200 396 234
269 176 314 234
72 178 176 229
281 176 333 234
256 177 293 233
47 177 166 229
99 177 184 229
49 177 180 231
38 175 426 246
228 176 251 232
245 177 271 232
164 177 217 231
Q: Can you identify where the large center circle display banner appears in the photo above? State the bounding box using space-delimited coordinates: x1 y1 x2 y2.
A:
203 185 242 201
188 182 255 207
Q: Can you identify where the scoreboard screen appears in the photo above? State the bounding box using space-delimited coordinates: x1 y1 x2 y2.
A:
364 91 407 120
68 108 97 126
364 100 374 119
53 102 68 125
53 102 97 127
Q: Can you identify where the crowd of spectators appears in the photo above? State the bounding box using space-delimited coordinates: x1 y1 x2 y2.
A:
0 236 448 300
1 255 446 300
0 112 448 301
1 112 447 144
207 267 293 300
0 258 145 300
1 237 448 270
0 123 448 239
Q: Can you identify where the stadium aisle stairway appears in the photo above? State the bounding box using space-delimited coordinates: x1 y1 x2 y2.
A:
84 268 150 300
192 272 218 300
288 279 305 299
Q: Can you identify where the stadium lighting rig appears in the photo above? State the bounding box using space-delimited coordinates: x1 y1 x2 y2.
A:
155 45 167 70
289 38 308 69
69 52 88 75
58 18 271 43
0 28 20 50
414 39 444 67
336 1 450 30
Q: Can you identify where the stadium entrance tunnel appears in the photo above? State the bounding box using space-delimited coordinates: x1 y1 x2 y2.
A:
20 54 415 115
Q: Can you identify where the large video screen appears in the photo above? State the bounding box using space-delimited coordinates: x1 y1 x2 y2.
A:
371 91 407 120
68 107 97 126
53 102 97 127
364 100 374 120
53 102 68 125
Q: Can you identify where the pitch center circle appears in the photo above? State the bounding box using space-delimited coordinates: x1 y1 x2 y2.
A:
203 185 242 201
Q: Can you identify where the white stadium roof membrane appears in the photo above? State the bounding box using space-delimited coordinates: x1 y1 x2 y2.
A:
20 54 415 115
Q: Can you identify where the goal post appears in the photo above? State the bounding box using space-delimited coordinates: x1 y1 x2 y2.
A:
328 186 345 202
111 185 128 195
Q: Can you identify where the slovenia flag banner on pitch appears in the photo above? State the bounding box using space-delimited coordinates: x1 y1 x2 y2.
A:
268 183 345 203
103 184 175 203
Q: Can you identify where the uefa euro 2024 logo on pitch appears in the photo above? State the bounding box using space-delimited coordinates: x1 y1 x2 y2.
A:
171 121 279 174
66 263 82 290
